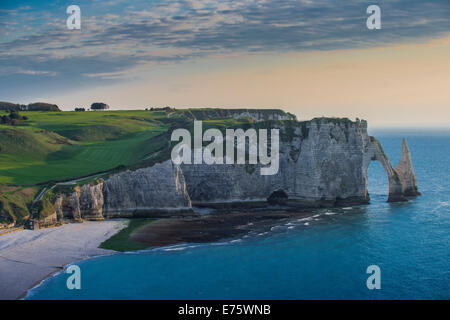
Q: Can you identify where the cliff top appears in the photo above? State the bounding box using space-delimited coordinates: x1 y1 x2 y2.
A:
176 108 297 121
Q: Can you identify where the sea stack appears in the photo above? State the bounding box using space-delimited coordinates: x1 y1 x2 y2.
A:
396 139 421 197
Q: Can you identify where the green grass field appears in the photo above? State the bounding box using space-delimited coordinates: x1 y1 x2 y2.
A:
99 219 156 252
0 110 170 184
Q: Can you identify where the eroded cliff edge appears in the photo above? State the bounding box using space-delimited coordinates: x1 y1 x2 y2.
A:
46 117 419 223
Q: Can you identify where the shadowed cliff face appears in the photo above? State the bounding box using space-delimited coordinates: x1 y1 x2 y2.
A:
51 118 420 221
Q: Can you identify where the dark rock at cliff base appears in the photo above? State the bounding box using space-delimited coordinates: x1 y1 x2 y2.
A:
130 211 315 247
387 194 408 203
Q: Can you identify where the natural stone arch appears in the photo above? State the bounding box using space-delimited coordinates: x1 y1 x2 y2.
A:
363 137 401 202
363 137 419 202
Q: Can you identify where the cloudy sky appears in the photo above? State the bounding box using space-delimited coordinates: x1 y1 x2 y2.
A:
1 0 449 127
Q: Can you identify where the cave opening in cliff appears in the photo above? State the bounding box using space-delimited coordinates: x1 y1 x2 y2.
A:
368 160 390 202
267 189 288 205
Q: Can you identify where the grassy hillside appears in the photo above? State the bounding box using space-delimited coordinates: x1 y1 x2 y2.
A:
0 185 37 224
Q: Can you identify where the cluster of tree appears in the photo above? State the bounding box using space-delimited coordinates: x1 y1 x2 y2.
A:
0 111 28 126
91 102 109 110
73 103 110 111
28 103 60 111
0 101 61 112
146 106 176 112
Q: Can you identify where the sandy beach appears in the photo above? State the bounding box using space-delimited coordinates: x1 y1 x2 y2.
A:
0 220 126 300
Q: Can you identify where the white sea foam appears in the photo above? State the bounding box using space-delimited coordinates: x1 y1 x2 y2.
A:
325 211 338 216
211 238 244 246
431 201 449 213
211 242 228 246
164 246 191 252
159 243 202 252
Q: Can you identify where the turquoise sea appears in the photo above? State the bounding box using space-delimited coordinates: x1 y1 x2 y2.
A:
27 131 450 299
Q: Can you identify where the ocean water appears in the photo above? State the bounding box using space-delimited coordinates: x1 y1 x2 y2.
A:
27 132 450 300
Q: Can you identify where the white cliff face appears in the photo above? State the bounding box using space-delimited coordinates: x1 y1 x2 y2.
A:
182 118 419 207
54 161 193 221
182 118 370 207
102 161 192 216
52 118 419 220
54 184 103 222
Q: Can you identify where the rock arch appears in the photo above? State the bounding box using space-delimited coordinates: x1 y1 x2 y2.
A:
364 137 419 202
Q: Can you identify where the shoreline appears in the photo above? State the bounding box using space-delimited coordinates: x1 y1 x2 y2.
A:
7 209 325 300
0 220 127 300
23 249 121 300
22 273 55 300
21 268 64 300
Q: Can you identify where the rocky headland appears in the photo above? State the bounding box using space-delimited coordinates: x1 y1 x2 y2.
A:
37 114 420 226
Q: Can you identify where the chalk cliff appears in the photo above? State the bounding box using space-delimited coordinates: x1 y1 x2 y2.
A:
53 161 193 221
51 117 420 221
181 118 418 206
396 139 420 197
102 161 192 216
